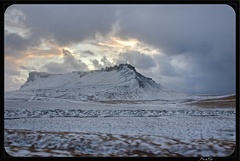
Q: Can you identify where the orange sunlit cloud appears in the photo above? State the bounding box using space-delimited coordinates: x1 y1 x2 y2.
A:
112 37 138 48
97 36 161 56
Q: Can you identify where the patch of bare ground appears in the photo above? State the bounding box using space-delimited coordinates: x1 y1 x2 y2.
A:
190 95 236 108
5 129 235 157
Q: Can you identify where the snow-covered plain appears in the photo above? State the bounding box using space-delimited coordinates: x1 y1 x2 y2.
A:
4 64 236 157
4 97 236 157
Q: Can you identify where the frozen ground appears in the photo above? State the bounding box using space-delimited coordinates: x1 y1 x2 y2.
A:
4 95 236 157
5 129 235 157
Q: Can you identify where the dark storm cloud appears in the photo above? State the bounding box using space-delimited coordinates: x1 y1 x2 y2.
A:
4 29 43 59
43 49 88 73
4 4 235 94
151 51 235 94
116 5 235 55
83 50 95 56
114 5 235 94
116 51 157 70
5 32 29 51
10 5 117 46
4 31 40 57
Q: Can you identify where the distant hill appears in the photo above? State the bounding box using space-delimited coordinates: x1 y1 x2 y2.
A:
7 64 185 101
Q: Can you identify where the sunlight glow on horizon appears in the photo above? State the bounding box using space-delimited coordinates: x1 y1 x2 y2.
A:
112 37 138 48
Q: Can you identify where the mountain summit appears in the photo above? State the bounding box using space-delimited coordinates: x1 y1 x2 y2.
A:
21 63 158 90
16 64 181 101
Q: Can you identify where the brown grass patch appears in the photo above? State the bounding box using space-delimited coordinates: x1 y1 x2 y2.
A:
190 95 236 108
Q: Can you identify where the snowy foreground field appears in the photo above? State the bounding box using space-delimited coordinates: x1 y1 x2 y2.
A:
4 95 236 157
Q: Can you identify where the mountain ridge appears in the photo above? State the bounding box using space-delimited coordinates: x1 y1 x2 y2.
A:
20 63 157 90
22 64 151 85
12 64 185 101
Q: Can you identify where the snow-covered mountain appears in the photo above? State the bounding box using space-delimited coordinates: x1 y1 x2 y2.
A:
6 64 185 101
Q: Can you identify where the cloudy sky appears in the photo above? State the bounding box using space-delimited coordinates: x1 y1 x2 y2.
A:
4 4 236 94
